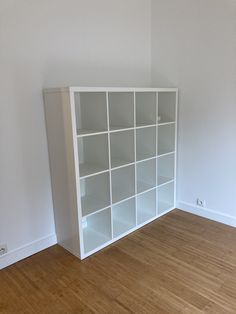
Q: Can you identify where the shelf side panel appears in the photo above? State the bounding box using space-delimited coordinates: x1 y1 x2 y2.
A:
44 91 81 257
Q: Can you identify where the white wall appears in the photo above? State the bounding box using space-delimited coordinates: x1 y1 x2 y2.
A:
151 0 236 221
0 0 151 267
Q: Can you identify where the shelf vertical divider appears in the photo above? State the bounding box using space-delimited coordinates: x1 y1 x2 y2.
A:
106 92 113 238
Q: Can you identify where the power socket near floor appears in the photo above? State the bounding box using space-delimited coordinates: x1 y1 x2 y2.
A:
197 198 206 208
0 244 7 256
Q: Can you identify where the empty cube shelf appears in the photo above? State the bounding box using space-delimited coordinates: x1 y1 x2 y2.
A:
136 92 156 127
157 153 175 185
137 159 156 193
80 172 110 216
136 126 156 161
78 134 109 177
157 182 174 214
158 124 175 155
110 130 134 168
83 208 112 253
75 92 107 135
158 92 176 124
111 165 135 203
112 198 136 238
137 190 156 224
108 92 134 130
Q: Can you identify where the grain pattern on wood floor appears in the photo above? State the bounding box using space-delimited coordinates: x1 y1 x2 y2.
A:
1 209 236 313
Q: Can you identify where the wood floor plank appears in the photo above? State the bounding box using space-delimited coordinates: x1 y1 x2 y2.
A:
1 209 236 313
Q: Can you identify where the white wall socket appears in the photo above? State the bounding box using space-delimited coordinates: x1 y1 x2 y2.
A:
0 244 7 255
197 199 206 207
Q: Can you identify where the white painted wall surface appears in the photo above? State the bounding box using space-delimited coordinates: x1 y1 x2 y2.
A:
0 0 151 267
151 0 236 219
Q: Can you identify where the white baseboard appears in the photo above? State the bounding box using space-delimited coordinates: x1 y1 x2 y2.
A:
177 200 236 228
0 233 57 270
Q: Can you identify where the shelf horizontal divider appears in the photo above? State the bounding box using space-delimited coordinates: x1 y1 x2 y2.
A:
79 163 109 178
111 160 135 170
137 181 155 194
136 123 157 129
77 130 108 137
109 126 134 132
157 176 174 186
158 121 176 126
81 195 110 217
157 151 175 158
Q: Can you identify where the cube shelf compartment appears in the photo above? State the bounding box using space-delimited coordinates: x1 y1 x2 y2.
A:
136 92 156 127
112 198 136 237
157 153 175 185
137 190 156 225
108 92 134 130
158 124 175 156
136 126 156 161
110 130 134 168
80 172 110 216
83 208 112 253
78 134 109 177
111 165 135 204
137 159 156 193
157 182 175 214
158 92 176 124
44 86 178 259
75 92 107 135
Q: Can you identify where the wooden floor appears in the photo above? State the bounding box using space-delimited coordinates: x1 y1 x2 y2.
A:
1 210 236 313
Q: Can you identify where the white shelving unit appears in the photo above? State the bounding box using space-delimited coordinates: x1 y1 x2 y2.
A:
137 190 156 225
111 165 135 203
158 92 176 124
158 181 175 214
136 92 156 127
80 172 110 216
78 134 109 177
157 153 175 186
137 158 156 193
108 92 134 130
158 124 175 156
83 208 112 253
113 198 136 237
44 87 178 259
110 130 134 168
75 92 108 135
136 126 156 161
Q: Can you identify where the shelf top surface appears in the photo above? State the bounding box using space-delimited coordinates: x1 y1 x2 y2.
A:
44 86 178 93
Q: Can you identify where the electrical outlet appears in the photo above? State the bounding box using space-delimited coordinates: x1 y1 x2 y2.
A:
0 244 7 256
197 199 206 207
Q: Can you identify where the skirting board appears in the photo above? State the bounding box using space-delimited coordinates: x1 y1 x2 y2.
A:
177 200 236 228
0 233 57 270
